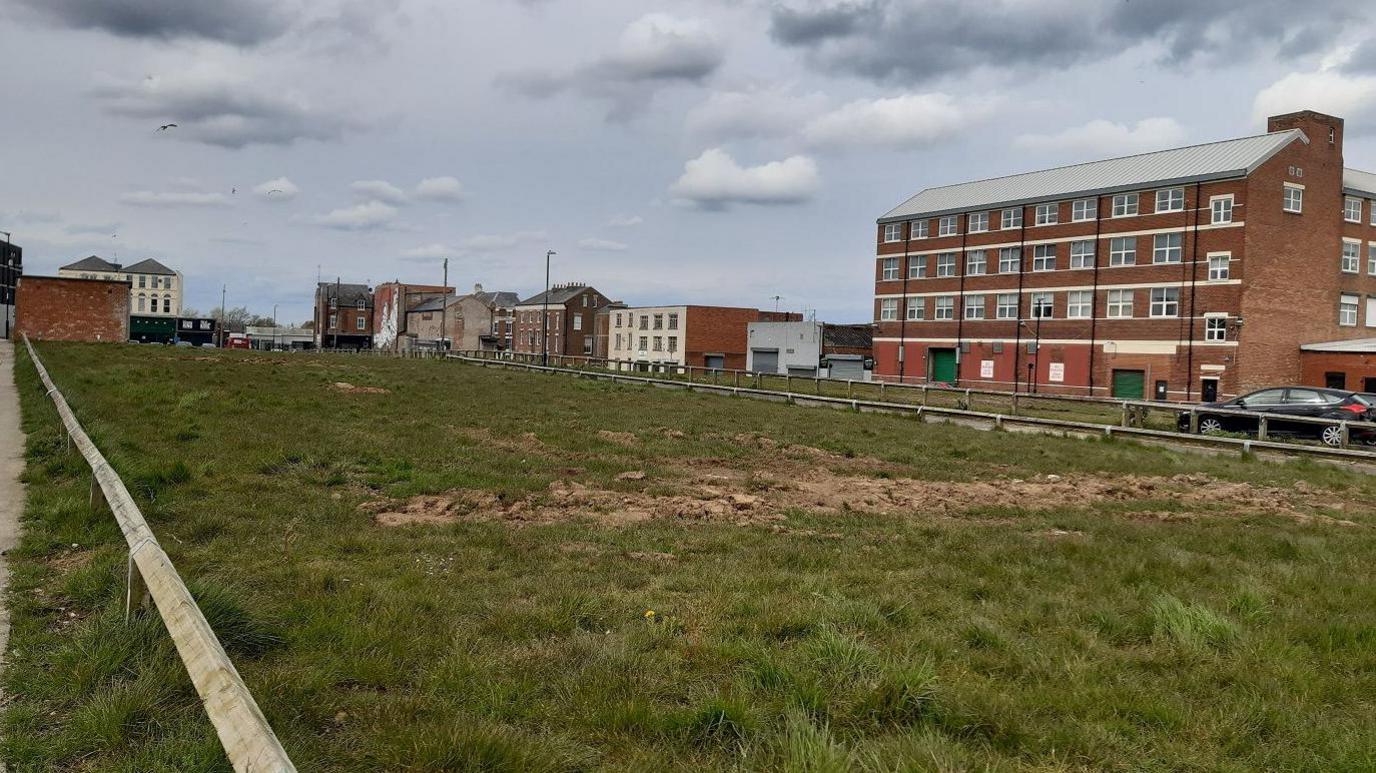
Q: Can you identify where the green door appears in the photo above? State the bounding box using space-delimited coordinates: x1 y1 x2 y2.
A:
1111 369 1145 399
931 349 957 383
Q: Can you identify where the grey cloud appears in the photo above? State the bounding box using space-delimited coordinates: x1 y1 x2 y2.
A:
768 0 1365 84
12 0 291 46
1343 40 1376 74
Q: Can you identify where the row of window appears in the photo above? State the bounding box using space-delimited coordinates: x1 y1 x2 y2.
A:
613 333 680 353
879 288 1192 323
1338 295 1376 328
1342 195 1376 225
517 310 585 331
1339 240 1376 274
327 298 368 310
327 314 367 331
879 236 1226 279
136 275 175 290
615 311 680 330
135 294 174 313
882 190 1236 243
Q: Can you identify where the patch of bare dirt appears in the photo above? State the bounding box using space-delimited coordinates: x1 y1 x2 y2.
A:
597 430 638 446
332 381 390 395
616 470 647 481
46 549 93 572
455 427 552 456
627 551 677 562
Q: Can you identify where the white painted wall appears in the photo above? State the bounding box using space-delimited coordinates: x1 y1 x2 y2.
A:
608 305 688 365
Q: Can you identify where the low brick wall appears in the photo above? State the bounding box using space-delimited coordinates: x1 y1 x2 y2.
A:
15 276 129 342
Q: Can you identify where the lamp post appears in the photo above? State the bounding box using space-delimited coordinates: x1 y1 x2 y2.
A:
218 284 227 348
272 303 279 351
1 230 12 339
541 250 556 366
440 258 449 352
1019 315 1043 394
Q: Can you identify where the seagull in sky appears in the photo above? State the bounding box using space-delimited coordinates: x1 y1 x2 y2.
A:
156 123 178 131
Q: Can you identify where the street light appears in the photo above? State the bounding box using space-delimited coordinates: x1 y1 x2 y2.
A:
541 250 556 366
273 303 279 351
1019 315 1044 394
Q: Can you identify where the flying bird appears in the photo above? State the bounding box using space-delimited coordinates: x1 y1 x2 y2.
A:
231 188 237 195
156 123 178 131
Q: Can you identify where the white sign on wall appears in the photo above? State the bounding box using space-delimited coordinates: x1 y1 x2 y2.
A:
980 359 994 378
1048 362 1065 383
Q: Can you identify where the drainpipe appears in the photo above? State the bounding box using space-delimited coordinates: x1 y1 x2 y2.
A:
1087 195 1103 396
1012 208 1028 393
1183 181 1203 401
953 215 969 386
897 222 911 383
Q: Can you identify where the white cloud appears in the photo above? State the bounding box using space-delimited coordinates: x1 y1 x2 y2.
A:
119 190 231 207
253 176 300 201
306 200 397 230
401 243 453 259
577 237 629 251
349 179 407 204
461 230 548 250
1014 117 1188 156
803 93 993 150
414 176 465 201
669 148 820 209
687 86 830 141
608 214 643 227
1253 67 1376 129
609 13 722 82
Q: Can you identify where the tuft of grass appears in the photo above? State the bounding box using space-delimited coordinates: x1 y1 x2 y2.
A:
1151 594 1240 651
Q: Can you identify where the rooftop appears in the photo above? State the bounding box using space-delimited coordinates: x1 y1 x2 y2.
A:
517 284 594 306
1300 338 1376 353
60 255 121 272
123 258 177 276
881 129 1305 222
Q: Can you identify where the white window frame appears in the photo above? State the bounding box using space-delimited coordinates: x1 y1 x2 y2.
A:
1111 193 1139 217
881 257 899 280
355 316 366 331
1107 289 1132 318
1369 242 1376 276
1367 297 1376 328
1207 253 1230 281
1283 183 1303 214
1032 244 1056 272
573 315 583 331
1108 237 1135 266
1155 188 1184 213
1152 232 1183 264
1066 290 1092 319
1071 199 1095 222
965 250 987 276
1210 195 1234 225
908 256 926 279
1001 208 1022 229
1339 294 1359 327
1030 292 1053 319
883 223 903 243
1204 315 1227 342
934 296 955 320
968 212 989 233
964 294 986 320
1345 196 1362 223
879 298 898 321
935 252 957 277
1341 240 1360 274
938 215 959 236
998 247 1020 273
1034 203 1058 226
906 298 924 321
1150 287 1180 318
1069 240 1094 269
996 293 1018 319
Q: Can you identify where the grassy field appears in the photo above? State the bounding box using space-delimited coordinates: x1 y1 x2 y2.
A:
4 343 1376 771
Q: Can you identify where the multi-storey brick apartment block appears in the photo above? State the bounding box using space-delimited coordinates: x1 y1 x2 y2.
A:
512 284 611 357
313 282 375 349
873 110 1376 401
607 305 803 370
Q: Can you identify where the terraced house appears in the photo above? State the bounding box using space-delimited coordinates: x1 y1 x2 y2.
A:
873 110 1376 401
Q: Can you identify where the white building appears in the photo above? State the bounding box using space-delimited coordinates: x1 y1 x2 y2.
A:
608 305 687 366
747 321 874 380
58 255 183 317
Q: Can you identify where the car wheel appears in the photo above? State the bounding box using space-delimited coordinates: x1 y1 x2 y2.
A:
1198 417 1224 435
1321 425 1345 447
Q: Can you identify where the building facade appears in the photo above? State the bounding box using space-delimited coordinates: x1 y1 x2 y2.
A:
1 236 20 337
746 321 874 379
57 256 183 317
313 282 375 349
607 305 801 370
373 281 454 350
15 275 130 342
511 284 612 357
873 110 1376 400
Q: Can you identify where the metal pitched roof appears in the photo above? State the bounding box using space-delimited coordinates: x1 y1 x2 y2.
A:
60 255 121 272
1343 167 1376 196
123 258 177 275
880 129 1305 222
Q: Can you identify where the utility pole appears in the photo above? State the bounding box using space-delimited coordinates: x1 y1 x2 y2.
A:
440 258 449 352
541 250 556 366
333 277 341 350
1 230 12 339
273 303 279 351
218 284 226 347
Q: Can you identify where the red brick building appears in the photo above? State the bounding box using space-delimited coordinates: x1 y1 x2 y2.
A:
1299 339 1376 393
607 305 802 370
512 284 612 358
873 110 1376 401
313 282 374 350
15 275 130 342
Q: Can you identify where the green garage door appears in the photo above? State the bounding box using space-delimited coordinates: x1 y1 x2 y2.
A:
1111 369 1145 399
931 349 957 383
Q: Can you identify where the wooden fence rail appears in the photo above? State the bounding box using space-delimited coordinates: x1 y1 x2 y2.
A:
21 336 296 773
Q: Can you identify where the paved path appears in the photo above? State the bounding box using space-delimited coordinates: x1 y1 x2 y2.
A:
0 338 25 772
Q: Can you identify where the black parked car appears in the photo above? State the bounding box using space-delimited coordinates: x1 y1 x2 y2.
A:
1176 387 1376 446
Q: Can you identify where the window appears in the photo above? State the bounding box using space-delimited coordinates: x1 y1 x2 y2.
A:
996 293 1018 319
1208 254 1230 280
668 313 679 330
668 336 678 353
965 250 987 275
1283 184 1303 213
998 247 1021 273
1150 287 1179 317
573 316 583 331
883 223 903 242
934 296 955 320
1345 196 1362 223
1368 298 1376 328
653 336 662 352
1069 240 1094 269
906 298 924 320
329 313 337 329
1339 294 1359 326
1210 195 1233 224
1032 244 1056 271
938 215 959 236
355 316 366 331
639 315 648 330
1109 237 1136 266
1067 290 1092 319
639 335 649 350
356 299 366 310
1071 199 1095 222
968 212 989 233
653 313 663 329
964 294 986 320
1153 232 1183 263
163 297 172 313
1030 293 1053 318
137 275 146 288
614 313 622 327
1370 244 1376 275
912 219 929 239
137 294 146 312
881 257 899 280
1035 203 1058 225
1107 290 1132 318
1001 208 1022 229
1341 241 1360 273
614 333 621 349
1155 188 1184 213
1205 316 1227 341
908 256 926 279
879 298 898 321
936 253 957 277
1111 193 1138 217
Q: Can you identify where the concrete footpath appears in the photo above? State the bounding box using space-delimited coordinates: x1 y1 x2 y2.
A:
0 337 24 770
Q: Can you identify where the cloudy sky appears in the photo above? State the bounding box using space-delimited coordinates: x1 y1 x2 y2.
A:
3 0 1376 324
